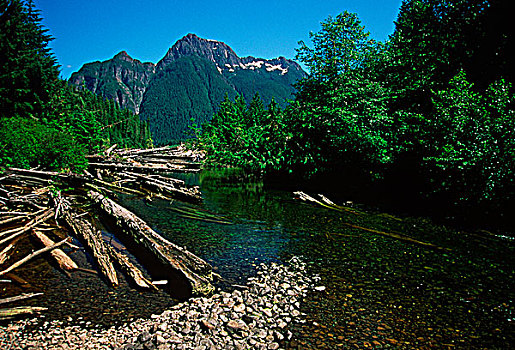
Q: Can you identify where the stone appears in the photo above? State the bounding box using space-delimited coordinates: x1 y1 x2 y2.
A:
154 334 166 344
137 331 151 343
277 319 288 329
257 329 267 339
263 308 273 318
233 303 246 313
200 319 217 330
268 342 280 350
226 319 247 331
274 330 284 341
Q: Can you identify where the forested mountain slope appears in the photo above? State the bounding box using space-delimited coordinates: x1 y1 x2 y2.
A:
70 33 307 144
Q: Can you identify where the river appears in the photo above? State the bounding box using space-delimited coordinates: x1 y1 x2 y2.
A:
6 168 514 348
118 169 515 348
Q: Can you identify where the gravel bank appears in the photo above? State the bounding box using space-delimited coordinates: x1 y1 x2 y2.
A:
1 257 318 349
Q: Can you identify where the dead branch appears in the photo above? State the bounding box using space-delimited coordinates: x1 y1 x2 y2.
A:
0 306 47 319
32 230 78 271
0 208 54 245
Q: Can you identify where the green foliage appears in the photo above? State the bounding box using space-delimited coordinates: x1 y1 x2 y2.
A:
0 0 151 172
0 117 87 171
198 3 515 219
47 81 151 153
0 0 59 118
422 71 515 204
385 0 513 114
198 94 289 172
288 12 393 179
296 12 377 81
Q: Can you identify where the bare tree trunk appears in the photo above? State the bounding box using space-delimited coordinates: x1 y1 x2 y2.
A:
32 230 78 271
62 211 119 286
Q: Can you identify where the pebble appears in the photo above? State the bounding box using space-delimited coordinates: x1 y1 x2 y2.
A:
0 257 317 350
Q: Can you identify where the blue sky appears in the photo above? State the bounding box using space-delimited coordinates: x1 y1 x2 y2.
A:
34 0 403 79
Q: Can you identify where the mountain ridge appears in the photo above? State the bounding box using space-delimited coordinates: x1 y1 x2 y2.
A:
69 33 307 144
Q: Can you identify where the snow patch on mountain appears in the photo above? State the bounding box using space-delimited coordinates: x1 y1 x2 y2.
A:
265 63 288 75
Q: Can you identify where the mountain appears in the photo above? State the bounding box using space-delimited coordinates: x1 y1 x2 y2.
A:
69 34 307 144
69 51 155 114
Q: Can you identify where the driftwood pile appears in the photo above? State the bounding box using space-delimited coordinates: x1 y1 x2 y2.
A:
0 145 213 321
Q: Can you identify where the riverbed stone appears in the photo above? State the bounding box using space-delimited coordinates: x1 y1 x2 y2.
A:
0 257 316 350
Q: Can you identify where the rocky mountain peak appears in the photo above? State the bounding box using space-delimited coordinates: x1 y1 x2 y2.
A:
157 33 242 71
113 50 133 61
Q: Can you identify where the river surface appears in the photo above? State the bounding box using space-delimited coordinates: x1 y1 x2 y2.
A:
5 168 514 348
118 169 514 349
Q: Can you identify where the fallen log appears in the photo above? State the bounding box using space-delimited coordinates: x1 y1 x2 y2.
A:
0 237 20 264
294 191 452 251
120 172 185 186
0 214 29 226
32 230 78 271
91 178 147 197
87 190 213 295
0 306 47 319
133 157 202 168
0 238 68 276
88 163 200 174
4 273 31 287
61 210 118 286
6 167 59 178
103 243 156 290
115 146 174 157
343 223 452 251
5 198 47 211
294 191 362 215
0 292 43 305
0 211 31 216
128 173 201 202
0 208 54 245
104 143 117 157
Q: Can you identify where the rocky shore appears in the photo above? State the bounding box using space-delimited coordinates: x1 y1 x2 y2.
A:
0 257 319 349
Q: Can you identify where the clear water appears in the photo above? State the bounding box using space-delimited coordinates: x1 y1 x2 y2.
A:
117 168 515 348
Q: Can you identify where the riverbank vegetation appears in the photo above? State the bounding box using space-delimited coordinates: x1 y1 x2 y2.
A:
0 0 152 172
197 0 514 225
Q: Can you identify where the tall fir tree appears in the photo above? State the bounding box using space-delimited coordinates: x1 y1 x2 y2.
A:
0 0 59 118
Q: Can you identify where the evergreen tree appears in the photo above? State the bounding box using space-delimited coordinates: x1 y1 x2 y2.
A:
0 0 58 118
0 0 151 170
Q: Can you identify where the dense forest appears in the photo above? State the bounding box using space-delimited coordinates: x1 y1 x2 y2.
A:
197 0 515 225
139 55 238 145
0 0 151 172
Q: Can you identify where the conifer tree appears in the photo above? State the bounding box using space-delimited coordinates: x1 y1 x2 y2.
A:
0 0 59 118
